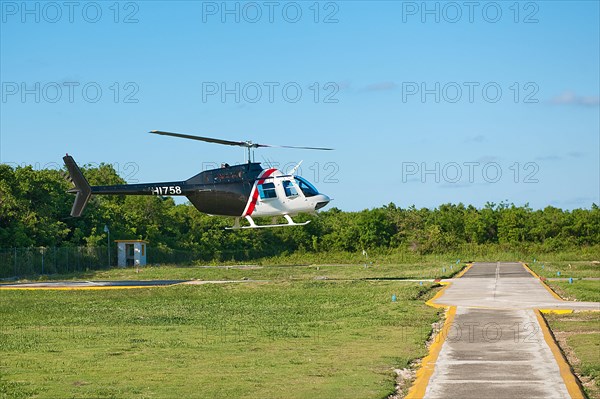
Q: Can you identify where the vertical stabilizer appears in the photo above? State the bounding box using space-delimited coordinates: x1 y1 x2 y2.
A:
63 154 92 217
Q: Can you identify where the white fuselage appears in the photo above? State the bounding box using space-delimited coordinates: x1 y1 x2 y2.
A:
242 169 330 218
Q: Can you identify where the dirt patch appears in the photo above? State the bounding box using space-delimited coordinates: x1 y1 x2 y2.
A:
554 331 580 366
553 330 600 398
388 366 416 399
389 309 446 398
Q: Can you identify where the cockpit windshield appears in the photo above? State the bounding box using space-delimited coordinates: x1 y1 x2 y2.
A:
294 176 319 197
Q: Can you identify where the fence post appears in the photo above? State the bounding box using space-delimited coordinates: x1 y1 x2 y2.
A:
41 247 45 275
14 248 17 277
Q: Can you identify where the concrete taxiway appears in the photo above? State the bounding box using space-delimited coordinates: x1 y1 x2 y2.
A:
0 279 266 290
408 262 599 399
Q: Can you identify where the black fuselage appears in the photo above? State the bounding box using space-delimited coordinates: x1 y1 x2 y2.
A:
89 163 264 217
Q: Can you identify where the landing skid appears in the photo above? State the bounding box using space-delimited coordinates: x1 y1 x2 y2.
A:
226 215 311 230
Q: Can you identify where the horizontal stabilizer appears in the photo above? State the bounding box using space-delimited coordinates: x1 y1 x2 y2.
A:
63 155 92 217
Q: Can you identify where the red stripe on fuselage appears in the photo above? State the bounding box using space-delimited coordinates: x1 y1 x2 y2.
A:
242 168 276 217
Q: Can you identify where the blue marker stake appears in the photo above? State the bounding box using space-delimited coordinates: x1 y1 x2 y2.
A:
557 271 561 277
392 294 397 302
456 259 460 264
420 281 423 286
569 277 573 284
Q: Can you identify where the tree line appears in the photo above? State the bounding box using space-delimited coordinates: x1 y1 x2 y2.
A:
0 163 598 260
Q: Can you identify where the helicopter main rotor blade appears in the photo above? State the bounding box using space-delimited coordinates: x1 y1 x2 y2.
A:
150 130 251 147
149 130 334 151
259 144 334 151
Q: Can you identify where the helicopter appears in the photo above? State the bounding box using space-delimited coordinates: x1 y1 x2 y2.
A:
63 130 333 229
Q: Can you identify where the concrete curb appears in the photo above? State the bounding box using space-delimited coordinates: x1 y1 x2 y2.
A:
405 306 457 399
405 263 472 397
535 310 586 399
521 261 579 314
521 261 564 300
454 262 473 279
425 263 473 308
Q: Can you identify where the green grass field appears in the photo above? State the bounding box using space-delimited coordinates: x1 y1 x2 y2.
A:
546 280 600 302
10 261 464 284
2 254 597 399
0 280 441 399
544 277 600 399
545 311 600 399
527 259 600 280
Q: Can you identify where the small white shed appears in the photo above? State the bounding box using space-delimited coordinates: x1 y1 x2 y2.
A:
115 240 147 267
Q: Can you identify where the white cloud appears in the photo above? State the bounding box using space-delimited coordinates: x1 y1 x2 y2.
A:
549 91 599 106
336 80 352 91
550 197 599 208
535 154 561 161
464 135 485 143
363 81 397 92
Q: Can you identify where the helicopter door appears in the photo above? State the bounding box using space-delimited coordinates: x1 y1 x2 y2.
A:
283 180 299 197
257 182 277 200
253 181 280 216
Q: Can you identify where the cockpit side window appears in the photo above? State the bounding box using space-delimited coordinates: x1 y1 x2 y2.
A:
283 180 298 197
258 182 277 199
294 176 319 197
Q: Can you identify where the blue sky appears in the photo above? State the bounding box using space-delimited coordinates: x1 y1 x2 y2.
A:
1 1 599 211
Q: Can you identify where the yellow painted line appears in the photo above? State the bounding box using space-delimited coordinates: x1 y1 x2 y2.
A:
425 282 451 308
535 310 586 399
454 262 473 278
424 263 471 308
406 306 456 399
521 262 564 300
406 267 467 395
539 309 574 315
521 261 541 279
0 284 182 291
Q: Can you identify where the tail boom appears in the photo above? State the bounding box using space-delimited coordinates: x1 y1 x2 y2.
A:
64 155 190 217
